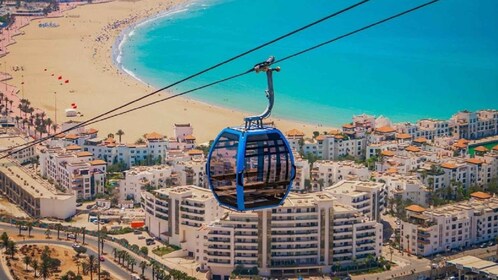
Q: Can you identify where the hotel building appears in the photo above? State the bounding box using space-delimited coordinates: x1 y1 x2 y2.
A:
401 192 498 256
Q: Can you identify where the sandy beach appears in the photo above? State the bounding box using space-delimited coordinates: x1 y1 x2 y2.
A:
0 0 330 144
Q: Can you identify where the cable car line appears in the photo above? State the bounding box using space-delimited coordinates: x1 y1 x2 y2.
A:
0 1 369 158
0 0 439 160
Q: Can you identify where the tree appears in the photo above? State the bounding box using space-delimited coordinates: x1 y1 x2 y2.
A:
27 221 33 237
6 240 16 258
45 228 51 239
81 227 86 244
40 258 50 280
116 129 125 143
140 246 148 256
1 232 9 249
113 248 119 260
88 255 96 280
129 257 136 272
74 246 87 257
139 260 148 277
56 224 62 239
18 221 25 236
32 259 39 277
23 255 32 271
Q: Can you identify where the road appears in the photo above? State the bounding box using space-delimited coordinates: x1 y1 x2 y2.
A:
0 222 152 279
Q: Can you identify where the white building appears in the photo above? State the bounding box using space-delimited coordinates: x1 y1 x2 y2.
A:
401 192 498 256
0 127 35 164
312 160 370 188
0 157 76 219
39 145 106 199
120 165 174 203
199 192 383 278
450 110 498 140
376 173 429 206
142 185 225 254
325 180 385 222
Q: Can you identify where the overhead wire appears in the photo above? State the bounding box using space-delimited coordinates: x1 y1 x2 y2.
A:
0 0 441 159
0 0 369 157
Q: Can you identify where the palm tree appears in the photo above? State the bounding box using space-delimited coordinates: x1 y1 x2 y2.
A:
150 260 157 280
45 228 51 239
32 259 39 277
7 240 16 258
18 221 24 236
88 255 96 280
23 255 31 271
51 123 58 133
56 223 62 239
112 248 118 261
389 246 394 262
129 257 136 272
8 99 13 113
139 260 148 277
116 129 124 143
27 221 33 237
81 227 86 244
45 118 53 134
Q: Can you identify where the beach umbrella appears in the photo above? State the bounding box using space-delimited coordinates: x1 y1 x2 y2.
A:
44 68 47 71
51 73 54 76
65 80 69 83
58 76 62 80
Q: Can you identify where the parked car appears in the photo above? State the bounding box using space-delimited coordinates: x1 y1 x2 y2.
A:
99 255 105 262
72 243 80 249
138 236 146 240
67 234 76 239
76 202 83 207
133 230 142 235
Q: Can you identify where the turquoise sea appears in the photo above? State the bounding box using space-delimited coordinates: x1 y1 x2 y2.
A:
117 0 498 126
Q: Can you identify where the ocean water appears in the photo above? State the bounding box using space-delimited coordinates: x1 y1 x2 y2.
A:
118 0 498 126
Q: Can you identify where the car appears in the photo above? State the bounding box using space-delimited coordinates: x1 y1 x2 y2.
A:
489 241 495 246
67 234 76 239
76 203 83 207
71 243 80 249
480 243 487 248
134 230 142 235
431 263 438 269
20 225 28 230
99 256 105 262
86 204 94 210
138 236 146 240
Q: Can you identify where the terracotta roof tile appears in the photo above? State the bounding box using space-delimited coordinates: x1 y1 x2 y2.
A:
65 134 79 140
405 204 426 213
286 129 305 137
145 132 164 140
396 133 412 139
342 123 355 129
89 160 107 166
381 150 395 157
65 145 81 151
441 162 457 169
474 146 488 153
375 126 396 133
187 149 203 156
405 146 421 152
470 191 491 200
75 151 93 157
184 135 196 140
413 137 428 143
466 158 483 165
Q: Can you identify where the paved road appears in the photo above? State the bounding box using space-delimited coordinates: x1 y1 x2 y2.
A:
0 223 152 279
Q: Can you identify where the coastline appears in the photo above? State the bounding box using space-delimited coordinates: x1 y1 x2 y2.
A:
0 0 331 144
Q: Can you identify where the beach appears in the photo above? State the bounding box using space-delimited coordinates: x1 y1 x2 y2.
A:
0 0 329 144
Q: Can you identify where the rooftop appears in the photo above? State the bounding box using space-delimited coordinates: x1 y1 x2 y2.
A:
375 126 396 134
405 204 426 213
470 191 492 200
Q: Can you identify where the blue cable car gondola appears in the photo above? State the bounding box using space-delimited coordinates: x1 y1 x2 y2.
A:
206 57 296 211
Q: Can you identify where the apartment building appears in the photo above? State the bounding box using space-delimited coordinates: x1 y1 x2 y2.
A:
0 157 76 219
82 132 167 168
291 157 310 193
302 134 366 160
396 119 451 140
450 110 498 140
376 173 429 206
325 180 385 222
120 165 174 203
312 160 370 189
401 192 498 256
168 123 196 151
39 146 106 199
142 185 225 253
198 192 382 279
0 128 35 164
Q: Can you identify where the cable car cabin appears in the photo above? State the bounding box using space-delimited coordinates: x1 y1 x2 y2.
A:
207 126 295 211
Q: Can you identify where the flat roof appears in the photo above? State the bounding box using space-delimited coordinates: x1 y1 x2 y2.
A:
0 157 72 199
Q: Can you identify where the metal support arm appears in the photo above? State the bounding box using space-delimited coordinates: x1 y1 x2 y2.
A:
244 56 280 130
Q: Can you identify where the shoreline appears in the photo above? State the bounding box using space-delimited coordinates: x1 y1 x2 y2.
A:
111 0 337 134
0 0 330 144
